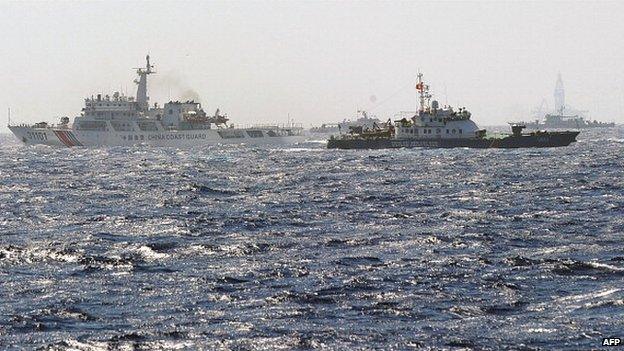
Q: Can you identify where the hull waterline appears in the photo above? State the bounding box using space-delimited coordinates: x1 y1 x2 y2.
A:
327 132 580 149
9 126 305 147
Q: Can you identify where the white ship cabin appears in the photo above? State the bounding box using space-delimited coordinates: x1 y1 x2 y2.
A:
339 110 381 130
74 91 162 132
394 74 485 139
74 97 219 132
161 101 214 130
395 100 482 139
83 92 138 119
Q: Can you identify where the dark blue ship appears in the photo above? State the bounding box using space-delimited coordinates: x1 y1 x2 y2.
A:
327 74 579 150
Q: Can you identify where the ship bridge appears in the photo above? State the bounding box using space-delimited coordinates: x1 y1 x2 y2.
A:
394 73 481 139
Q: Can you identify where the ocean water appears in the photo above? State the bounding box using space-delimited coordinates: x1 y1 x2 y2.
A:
0 128 623 350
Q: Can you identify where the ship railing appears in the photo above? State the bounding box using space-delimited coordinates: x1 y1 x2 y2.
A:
394 111 417 119
334 133 391 140
14 122 71 129
233 123 304 130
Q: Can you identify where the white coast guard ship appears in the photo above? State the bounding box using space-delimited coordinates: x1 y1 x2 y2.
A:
9 56 304 147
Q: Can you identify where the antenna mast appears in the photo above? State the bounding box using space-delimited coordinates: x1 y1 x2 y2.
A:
415 72 431 112
134 55 156 112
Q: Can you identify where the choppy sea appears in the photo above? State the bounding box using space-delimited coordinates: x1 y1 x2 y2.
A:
0 128 623 350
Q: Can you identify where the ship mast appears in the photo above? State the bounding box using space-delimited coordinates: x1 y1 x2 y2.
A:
416 72 431 113
554 73 565 115
134 55 155 112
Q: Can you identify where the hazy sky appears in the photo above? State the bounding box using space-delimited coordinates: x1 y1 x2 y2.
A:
1 1 623 130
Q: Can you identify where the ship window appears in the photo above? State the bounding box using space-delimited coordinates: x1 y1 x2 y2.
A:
446 129 449 134
219 130 246 138
247 130 264 138
140 135 144 140
459 129 463 134
436 129 441 134
134 135 139 140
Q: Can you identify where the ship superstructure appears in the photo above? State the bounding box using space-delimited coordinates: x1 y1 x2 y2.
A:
309 110 382 135
9 56 303 147
391 73 483 140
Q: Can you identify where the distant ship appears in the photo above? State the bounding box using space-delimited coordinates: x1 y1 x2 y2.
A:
328 73 579 149
520 74 615 130
522 109 616 130
309 110 382 134
9 56 304 147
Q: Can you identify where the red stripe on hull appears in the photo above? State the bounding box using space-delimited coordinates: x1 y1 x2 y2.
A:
65 131 83 146
54 131 74 147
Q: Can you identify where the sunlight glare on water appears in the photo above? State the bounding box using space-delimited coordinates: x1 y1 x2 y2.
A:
0 128 623 350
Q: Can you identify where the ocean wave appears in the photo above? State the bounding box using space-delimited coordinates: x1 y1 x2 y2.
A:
1 128 623 349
